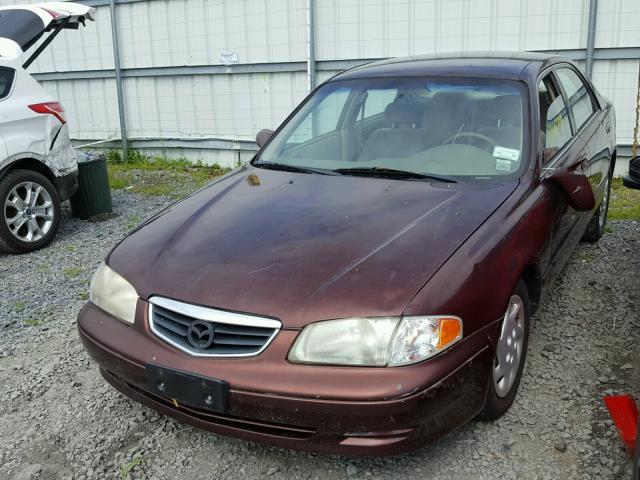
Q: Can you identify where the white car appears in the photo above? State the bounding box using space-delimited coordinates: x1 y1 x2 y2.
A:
0 2 94 253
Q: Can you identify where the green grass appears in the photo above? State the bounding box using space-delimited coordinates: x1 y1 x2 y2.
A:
24 318 45 327
103 150 234 198
63 267 84 278
609 178 640 220
125 215 142 230
120 455 144 479
14 301 25 313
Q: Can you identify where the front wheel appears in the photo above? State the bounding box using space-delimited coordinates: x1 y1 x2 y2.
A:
582 172 611 243
0 169 61 253
481 280 531 420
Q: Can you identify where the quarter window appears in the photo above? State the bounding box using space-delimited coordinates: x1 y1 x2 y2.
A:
555 67 596 131
0 68 15 99
538 76 572 162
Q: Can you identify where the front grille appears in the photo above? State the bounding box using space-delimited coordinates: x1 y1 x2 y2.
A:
149 297 281 357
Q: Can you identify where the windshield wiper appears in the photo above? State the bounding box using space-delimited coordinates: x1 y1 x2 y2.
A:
333 167 457 183
253 161 338 176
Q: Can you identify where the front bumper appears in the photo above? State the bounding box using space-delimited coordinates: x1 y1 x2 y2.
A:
77 301 495 456
53 170 79 201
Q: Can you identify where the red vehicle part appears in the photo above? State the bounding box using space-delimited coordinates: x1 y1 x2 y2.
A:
603 394 638 454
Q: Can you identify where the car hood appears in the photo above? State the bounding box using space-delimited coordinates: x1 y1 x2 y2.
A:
108 167 518 328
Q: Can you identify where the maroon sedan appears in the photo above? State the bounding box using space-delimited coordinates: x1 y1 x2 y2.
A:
79 52 615 455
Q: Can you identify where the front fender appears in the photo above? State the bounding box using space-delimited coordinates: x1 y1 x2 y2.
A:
404 172 551 337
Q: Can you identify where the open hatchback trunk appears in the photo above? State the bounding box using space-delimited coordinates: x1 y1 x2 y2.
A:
0 2 95 65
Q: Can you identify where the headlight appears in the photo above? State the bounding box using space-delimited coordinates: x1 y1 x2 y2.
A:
288 316 462 367
90 262 138 324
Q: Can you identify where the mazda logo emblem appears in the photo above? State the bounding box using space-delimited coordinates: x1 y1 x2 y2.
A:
186 320 215 349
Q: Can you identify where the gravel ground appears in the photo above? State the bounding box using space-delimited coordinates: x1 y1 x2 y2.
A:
1 190 639 480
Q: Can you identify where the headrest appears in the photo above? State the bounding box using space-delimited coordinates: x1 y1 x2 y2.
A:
384 97 423 126
491 95 522 123
426 91 467 111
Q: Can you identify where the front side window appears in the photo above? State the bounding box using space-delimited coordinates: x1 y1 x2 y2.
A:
258 77 527 181
538 75 572 162
555 67 596 131
0 67 15 99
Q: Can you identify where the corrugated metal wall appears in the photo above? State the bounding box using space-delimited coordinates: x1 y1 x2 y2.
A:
2 0 639 166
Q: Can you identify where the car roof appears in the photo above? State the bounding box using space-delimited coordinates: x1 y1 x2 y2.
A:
332 51 565 82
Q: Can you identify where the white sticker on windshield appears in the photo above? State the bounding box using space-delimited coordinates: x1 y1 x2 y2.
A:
493 146 520 162
495 158 512 172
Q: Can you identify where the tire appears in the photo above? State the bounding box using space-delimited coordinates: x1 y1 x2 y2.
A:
582 171 611 243
481 279 531 420
0 169 61 254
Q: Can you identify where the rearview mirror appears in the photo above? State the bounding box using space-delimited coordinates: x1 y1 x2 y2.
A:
256 129 274 148
547 167 595 212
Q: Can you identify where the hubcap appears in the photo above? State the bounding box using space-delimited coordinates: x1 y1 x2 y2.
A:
598 175 610 230
493 295 525 398
3 181 54 243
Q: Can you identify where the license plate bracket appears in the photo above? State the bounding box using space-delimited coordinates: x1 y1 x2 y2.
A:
145 364 228 413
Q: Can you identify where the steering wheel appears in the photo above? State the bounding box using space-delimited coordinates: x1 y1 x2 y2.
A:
443 132 497 152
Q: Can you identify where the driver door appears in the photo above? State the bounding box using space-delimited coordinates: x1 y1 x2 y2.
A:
539 71 588 282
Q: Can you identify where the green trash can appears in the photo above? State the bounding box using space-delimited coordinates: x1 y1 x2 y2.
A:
70 152 113 219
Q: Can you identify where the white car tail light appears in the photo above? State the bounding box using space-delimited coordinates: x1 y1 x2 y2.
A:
28 102 66 124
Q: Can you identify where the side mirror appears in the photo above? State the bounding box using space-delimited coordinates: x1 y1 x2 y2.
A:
547 166 595 212
256 129 274 148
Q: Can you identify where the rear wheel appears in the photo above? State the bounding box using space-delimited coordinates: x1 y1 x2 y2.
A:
582 172 611 243
481 280 531 420
0 169 61 253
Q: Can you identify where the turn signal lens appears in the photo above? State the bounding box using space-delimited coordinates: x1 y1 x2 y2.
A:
437 317 463 349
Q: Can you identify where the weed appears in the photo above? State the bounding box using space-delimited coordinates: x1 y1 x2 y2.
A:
609 178 640 220
120 455 144 479
63 267 84 278
14 301 25 312
104 150 233 197
24 318 44 327
125 215 142 230
577 250 596 262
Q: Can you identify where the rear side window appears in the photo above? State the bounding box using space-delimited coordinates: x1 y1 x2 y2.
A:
0 67 15 99
538 75 572 162
555 67 596 132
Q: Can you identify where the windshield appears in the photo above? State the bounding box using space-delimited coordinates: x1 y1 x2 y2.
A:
257 77 527 181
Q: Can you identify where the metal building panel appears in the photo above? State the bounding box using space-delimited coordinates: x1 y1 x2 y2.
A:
114 0 307 69
315 0 590 60
39 78 120 140
595 0 640 48
123 72 308 141
591 59 639 145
